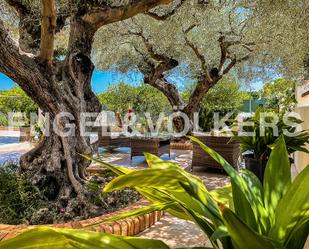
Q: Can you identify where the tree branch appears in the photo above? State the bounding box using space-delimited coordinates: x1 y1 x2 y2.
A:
223 54 250 75
39 0 56 65
145 0 186 20
183 24 212 83
184 75 213 116
218 35 254 74
126 28 172 64
82 0 173 30
0 18 49 104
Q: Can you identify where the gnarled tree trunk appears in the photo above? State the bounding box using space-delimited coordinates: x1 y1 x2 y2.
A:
19 42 102 212
0 0 179 217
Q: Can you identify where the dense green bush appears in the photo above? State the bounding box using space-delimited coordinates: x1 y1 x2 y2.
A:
0 113 8 126
261 78 296 114
97 82 171 117
0 163 44 225
0 163 140 225
182 77 249 131
0 86 38 126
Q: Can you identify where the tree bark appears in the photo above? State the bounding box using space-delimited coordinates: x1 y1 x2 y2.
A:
1 0 175 217
0 17 102 214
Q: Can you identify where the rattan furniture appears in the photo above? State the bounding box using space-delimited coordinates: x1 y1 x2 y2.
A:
97 127 130 149
130 136 171 160
191 134 240 171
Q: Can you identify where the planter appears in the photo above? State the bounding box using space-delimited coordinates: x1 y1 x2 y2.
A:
0 199 163 241
244 155 267 183
191 134 240 172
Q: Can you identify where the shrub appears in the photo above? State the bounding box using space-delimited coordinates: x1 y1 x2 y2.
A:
0 113 8 126
0 163 44 225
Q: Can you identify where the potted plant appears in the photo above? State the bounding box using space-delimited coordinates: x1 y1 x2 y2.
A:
230 108 309 182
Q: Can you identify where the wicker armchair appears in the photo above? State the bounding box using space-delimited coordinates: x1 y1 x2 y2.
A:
191 134 240 171
97 126 130 149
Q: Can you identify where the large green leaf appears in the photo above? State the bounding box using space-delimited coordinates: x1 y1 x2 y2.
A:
189 136 269 233
222 208 276 249
104 166 222 225
177 248 214 249
285 220 309 249
263 136 291 226
0 227 171 249
83 155 192 222
231 170 264 232
104 168 190 192
268 165 309 244
101 154 226 246
81 155 133 176
143 154 222 225
231 178 260 233
210 185 234 211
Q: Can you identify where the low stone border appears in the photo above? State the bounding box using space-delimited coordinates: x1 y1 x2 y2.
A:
0 199 164 241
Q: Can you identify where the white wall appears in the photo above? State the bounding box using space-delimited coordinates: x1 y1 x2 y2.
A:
295 83 309 171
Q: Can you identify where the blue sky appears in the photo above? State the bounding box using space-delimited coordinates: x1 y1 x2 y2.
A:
0 66 265 93
0 69 144 93
0 67 194 93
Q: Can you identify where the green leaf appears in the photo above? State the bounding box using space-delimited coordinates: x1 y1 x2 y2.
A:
231 169 265 232
103 168 190 192
222 208 276 249
144 152 180 170
188 136 269 233
0 227 171 249
210 185 234 211
145 153 221 224
285 220 309 249
177 247 214 249
263 136 291 226
231 178 260 233
210 226 229 240
81 155 133 176
269 165 309 244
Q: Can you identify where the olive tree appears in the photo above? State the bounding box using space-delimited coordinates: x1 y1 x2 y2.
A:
94 0 255 130
0 0 180 215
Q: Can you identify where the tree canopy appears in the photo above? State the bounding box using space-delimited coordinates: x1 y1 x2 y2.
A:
97 82 171 116
0 86 37 114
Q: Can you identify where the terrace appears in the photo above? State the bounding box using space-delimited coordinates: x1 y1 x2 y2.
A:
0 0 308 248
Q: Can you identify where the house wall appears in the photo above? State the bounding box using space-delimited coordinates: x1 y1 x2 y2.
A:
295 83 309 172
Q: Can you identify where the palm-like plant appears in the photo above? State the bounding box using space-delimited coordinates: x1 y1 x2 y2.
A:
1 136 308 249
231 108 309 160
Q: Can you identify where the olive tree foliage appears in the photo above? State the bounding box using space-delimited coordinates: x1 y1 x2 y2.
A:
94 0 309 116
93 0 255 131
240 0 309 81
